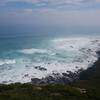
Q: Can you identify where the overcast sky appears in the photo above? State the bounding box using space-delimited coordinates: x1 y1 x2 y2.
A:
0 0 100 36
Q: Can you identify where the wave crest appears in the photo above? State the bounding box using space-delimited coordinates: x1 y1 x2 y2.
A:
18 48 50 54
0 59 16 66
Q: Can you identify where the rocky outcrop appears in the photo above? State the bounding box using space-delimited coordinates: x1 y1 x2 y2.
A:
34 66 47 71
31 69 83 85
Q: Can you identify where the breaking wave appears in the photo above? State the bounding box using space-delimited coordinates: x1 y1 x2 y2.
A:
18 48 50 54
0 59 16 66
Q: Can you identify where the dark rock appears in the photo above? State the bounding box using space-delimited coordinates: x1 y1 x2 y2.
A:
2 81 8 84
34 66 47 71
88 49 92 52
31 78 41 84
52 72 60 76
75 66 78 68
31 70 80 85
24 74 29 77
96 51 100 56
62 73 68 76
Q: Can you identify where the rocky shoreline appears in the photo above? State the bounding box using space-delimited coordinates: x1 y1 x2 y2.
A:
31 69 83 85
31 50 100 85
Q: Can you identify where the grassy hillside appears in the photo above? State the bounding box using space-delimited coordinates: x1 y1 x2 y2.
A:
0 83 97 100
73 58 100 88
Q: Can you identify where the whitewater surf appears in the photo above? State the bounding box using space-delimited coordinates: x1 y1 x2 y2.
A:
0 37 100 84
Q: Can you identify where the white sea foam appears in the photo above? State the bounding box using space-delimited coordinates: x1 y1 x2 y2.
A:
51 38 92 50
0 59 16 66
19 48 50 54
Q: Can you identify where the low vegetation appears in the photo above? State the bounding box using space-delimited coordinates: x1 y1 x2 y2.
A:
0 83 98 100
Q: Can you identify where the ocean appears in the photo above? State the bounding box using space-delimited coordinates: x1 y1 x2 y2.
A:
0 35 100 84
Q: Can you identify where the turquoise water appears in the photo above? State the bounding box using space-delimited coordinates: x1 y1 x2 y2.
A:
0 35 99 83
0 36 51 59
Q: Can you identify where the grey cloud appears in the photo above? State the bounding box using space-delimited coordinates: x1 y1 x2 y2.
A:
0 0 93 6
